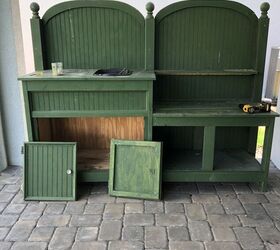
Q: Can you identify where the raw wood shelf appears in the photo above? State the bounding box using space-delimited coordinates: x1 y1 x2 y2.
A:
77 149 110 171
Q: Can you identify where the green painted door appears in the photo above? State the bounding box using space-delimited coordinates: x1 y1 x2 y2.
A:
109 140 162 200
24 142 77 201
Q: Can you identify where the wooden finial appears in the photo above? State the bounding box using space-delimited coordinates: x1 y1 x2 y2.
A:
30 2 40 19
260 2 270 17
146 2 154 18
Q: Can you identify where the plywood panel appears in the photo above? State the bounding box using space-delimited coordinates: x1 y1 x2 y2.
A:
78 149 109 170
38 118 53 141
38 117 144 149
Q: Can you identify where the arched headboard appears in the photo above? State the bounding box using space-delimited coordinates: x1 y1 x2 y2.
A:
155 1 258 70
30 1 147 70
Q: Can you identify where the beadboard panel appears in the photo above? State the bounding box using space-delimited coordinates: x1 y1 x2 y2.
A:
43 6 145 69
31 91 147 112
154 75 254 102
155 5 257 70
153 126 251 151
24 142 76 200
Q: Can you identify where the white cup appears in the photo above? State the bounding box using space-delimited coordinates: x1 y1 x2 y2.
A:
57 62 63 75
51 62 63 76
51 62 58 76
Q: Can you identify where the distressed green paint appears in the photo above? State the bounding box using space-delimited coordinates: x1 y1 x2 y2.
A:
20 69 154 186
152 0 276 191
153 116 277 127
24 142 77 201
202 126 215 171
252 4 270 101
109 140 162 200
145 2 155 70
163 171 264 182
20 0 278 194
30 18 44 71
22 84 34 141
153 1 270 157
260 120 274 191
32 110 148 118
31 91 147 112
78 170 108 182
19 71 155 81
155 1 258 70
41 1 145 70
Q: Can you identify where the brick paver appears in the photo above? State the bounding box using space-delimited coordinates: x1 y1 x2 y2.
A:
1 165 280 249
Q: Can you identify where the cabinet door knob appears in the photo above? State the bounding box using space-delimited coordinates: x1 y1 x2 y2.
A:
66 169 72 175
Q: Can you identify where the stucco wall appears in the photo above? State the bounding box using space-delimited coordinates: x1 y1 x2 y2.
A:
271 90 280 168
0 0 25 166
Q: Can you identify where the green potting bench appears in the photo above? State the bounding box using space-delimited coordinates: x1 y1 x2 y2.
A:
152 1 278 191
19 0 278 201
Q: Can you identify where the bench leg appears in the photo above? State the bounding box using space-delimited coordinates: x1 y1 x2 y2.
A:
260 120 275 192
260 181 268 192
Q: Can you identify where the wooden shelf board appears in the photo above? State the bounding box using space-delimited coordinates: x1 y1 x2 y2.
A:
214 149 261 171
153 102 279 118
77 149 109 171
155 69 258 76
163 149 261 172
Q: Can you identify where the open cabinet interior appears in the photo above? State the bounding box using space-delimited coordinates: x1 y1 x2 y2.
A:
153 127 204 171
214 127 260 171
37 117 144 171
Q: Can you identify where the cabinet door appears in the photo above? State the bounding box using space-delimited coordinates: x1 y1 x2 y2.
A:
109 140 162 200
24 142 77 201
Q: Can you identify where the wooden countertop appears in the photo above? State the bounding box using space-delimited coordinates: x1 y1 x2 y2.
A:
18 69 156 81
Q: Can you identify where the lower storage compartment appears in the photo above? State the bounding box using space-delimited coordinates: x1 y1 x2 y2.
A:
37 117 144 175
153 126 204 171
213 126 261 172
214 149 261 171
154 126 265 183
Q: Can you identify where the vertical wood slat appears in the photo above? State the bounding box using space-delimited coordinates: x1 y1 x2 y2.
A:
202 126 215 171
24 143 76 200
252 3 270 101
31 91 147 112
30 18 44 71
145 3 155 70
155 5 257 70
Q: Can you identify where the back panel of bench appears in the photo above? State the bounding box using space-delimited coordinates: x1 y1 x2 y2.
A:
41 1 145 69
154 0 260 103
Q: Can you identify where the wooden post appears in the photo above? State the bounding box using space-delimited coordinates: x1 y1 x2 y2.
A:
249 3 270 163
145 2 155 71
252 2 270 101
30 2 45 71
202 126 216 171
